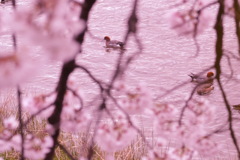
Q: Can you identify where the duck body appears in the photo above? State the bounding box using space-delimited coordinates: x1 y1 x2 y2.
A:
104 36 124 49
189 72 214 84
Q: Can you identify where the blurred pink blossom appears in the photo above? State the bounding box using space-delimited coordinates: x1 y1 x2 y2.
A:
22 93 56 119
0 51 42 87
169 5 212 36
96 113 137 152
114 82 153 114
60 90 90 133
24 134 53 160
3 116 19 130
9 0 85 62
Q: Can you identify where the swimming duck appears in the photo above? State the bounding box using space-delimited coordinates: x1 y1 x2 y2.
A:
189 72 214 84
104 36 124 49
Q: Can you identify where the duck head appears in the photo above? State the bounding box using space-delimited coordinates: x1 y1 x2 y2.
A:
206 72 214 78
104 36 111 42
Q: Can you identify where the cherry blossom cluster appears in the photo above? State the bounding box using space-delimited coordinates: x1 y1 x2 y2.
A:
96 112 137 153
13 0 83 61
23 134 53 160
142 98 219 159
60 90 91 133
170 0 214 36
0 50 41 87
113 81 153 114
0 116 53 160
22 93 56 119
0 78 222 159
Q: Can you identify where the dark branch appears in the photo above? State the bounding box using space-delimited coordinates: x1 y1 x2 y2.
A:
45 0 97 159
234 0 240 55
108 0 139 91
214 1 240 158
45 59 76 160
75 64 104 92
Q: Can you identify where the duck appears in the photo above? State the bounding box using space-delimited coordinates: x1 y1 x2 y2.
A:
189 71 214 84
104 36 124 49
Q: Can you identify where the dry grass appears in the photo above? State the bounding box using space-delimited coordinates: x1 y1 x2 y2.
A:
57 132 147 160
0 97 147 160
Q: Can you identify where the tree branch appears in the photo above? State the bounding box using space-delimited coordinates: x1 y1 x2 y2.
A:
17 86 25 160
45 1 97 158
214 1 240 158
234 0 240 55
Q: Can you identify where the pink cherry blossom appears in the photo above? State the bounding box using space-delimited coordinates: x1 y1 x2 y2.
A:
169 5 212 36
167 147 194 160
190 135 219 157
152 103 180 138
0 51 42 87
3 116 19 130
142 150 168 160
60 107 91 133
151 97 219 158
67 76 85 102
96 113 137 152
59 89 90 133
9 0 85 62
22 93 55 119
11 134 22 152
114 82 153 114
24 134 53 160
0 139 12 153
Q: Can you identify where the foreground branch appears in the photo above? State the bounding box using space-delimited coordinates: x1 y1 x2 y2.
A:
17 86 25 160
234 0 240 55
214 1 240 158
45 0 96 159
45 59 76 160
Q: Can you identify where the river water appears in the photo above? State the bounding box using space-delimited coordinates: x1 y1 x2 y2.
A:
1 0 240 159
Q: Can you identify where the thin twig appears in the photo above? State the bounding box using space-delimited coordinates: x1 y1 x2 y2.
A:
178 84 199 125
67 87 84 109
108 94 153 150
223 54 234 82
17 86 25 160
75 64 104 92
